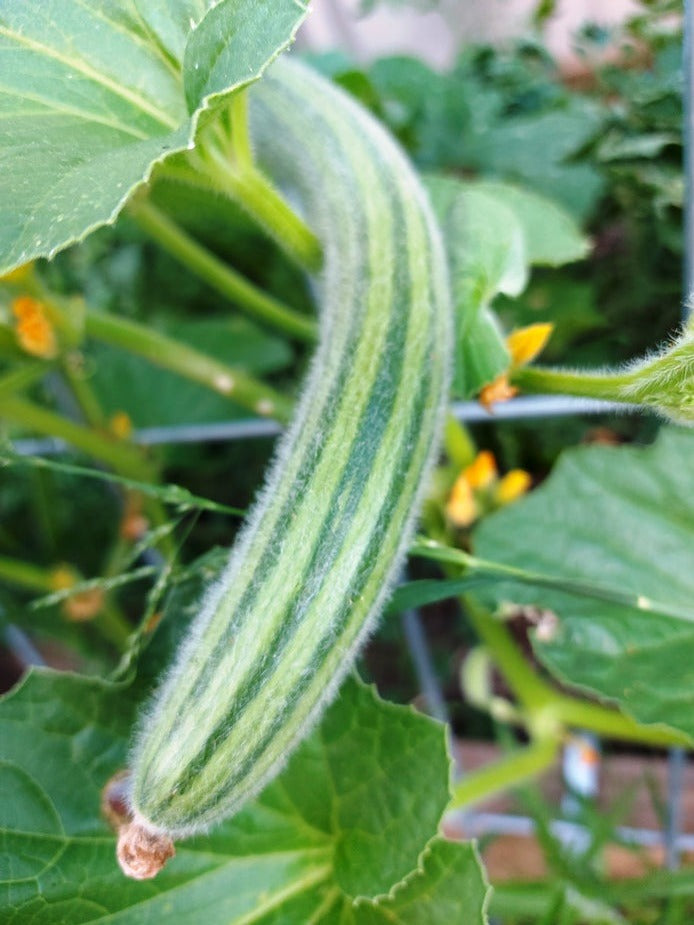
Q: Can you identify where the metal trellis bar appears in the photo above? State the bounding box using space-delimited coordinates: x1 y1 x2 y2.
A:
8 395 633 457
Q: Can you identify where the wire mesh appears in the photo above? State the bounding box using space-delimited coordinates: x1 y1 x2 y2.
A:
10 395 632 457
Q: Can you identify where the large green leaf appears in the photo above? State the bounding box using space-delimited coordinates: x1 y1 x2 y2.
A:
459 102 605 221
0 0 308 275
426 176 524 398
473 428 694 739
0 669 488 923
470 182 590 267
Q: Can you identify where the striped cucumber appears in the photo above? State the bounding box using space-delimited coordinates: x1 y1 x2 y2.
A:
119 57 452 877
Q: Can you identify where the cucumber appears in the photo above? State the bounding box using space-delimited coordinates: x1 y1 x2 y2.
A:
121 57 452 876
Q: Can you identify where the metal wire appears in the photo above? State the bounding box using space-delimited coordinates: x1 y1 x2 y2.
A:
666 748 687 869
9 395 632 457
448 809 694 854
402 608 450 726
3 624 45 668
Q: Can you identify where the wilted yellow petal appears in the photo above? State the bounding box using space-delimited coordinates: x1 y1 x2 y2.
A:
479 374 518 410
144 611 164 634
446 473 478 527
64 586 105 622
119 492 149 542
109 410 133 440
495 469 532 505
507 323 554 369
12 295 58 359
121 511 149 542
464 450 497 490
49 563 104 621
580 743 600 767
49 564 78 591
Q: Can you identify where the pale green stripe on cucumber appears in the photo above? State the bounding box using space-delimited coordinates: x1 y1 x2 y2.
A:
128 57 452 840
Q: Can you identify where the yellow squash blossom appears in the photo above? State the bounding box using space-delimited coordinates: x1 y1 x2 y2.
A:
446 471 478 527
495 469 532 505
507 322 554 369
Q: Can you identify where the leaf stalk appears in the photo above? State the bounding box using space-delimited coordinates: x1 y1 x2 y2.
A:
128 198 317 343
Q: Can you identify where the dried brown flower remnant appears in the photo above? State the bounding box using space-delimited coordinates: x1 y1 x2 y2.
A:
117 818 175 880
478 374 518 410
103 771 175 880
64 586 105 622
120 493 149 542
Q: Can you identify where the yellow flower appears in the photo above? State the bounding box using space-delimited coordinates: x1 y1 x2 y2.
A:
464 450 497 490
445 472 478 527
507 323 554 369
446 451 499 526
495 469 532 505
12 295 58 359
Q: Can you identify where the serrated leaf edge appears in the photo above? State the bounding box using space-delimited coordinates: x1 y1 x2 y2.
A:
1 1 311 275
350 835 492 923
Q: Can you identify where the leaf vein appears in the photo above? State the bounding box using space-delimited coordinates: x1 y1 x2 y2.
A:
0 24 177 130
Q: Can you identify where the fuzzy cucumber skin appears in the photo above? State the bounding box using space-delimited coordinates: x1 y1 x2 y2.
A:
130 57 453 837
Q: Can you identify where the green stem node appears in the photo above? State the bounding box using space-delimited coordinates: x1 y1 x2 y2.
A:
513 324 694 425
0 395 157 481
212 162 323 272
85 309 293 423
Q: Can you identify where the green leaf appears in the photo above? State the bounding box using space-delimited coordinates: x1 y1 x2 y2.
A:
408 540 692 625
470 182 590 266
459 101 606 221
426 178 528 309
342 840 489 925
596 131 680 163
0 0 308 274
473 428 694 739
426 175 523 397
456 306 511 401
0 668 488 922
182 0 304 115
368 56 469 171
